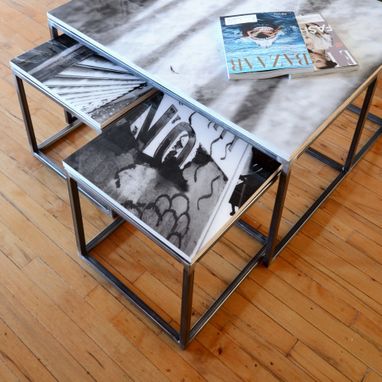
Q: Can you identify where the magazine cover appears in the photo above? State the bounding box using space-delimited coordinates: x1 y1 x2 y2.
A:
10 34 154 130
64 92 257 261
220 12 314 79
295 14 358 76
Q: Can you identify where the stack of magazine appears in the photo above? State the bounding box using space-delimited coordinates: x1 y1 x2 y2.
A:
219 12 358 80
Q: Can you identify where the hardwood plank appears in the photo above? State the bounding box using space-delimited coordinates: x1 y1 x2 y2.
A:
268 256 359 326
113 310 210 382
86 285 125 321
0 318 55 382
250 266 382 375
0 193 99 298
332 179 382 230
364 140 382 169
289 233 382 315
0 0 48 45
288 341 351 382
311 203 354 242
351 312 382 354
0 253 132 382
206 323 313 382
221 245 381 376
0 357 19 382
0 163 87 252
349 160 382 198
86 285 209 382
320 199 382 247
195 325 281 382
303 220 382 286
128 268 292 380
0 288 93 381
363 371 382 382
129 272 285 381
0 114 43 174
347 231 382 266
281 248 382 344
0 220 35 268
0 78 58 145
237 277 368 380
204 243 368 380
23 256 170 382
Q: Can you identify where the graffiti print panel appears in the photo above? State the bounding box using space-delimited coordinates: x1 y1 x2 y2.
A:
64 92 251 260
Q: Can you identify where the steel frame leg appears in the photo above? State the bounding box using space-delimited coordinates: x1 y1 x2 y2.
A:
67 177 88 256
64 110 77 124
263 165 291 267
13 74 111 215
67 175 196 347
66 174 268 348
179 265 195 349
263 78 381 266
14 74 81 173
14 75 39 153
49 23 59 39
343 78 377 171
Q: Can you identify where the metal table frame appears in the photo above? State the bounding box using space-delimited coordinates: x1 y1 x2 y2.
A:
64 74 381 349
66 164 280 349
263 76 382 266
13 73 112 216
12 22 382 348
13 20 88 178
13 24 282 349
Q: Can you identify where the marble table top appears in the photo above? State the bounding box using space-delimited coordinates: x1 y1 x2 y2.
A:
48 0 382 162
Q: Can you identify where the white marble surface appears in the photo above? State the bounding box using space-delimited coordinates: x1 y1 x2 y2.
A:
49 0 382 161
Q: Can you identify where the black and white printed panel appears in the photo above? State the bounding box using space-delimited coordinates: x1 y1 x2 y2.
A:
49 0 382 160
11 34 154 130
64 92 280 262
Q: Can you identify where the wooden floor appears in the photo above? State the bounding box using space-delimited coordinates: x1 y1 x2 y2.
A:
1 1 382 381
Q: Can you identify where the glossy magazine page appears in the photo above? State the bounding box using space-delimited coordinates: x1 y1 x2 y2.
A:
220 11 313 79
297 13 358 74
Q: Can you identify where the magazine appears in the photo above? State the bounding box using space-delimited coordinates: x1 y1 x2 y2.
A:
219 12 314 79
63 92 262 261
292 13 359 77
10 34 155 130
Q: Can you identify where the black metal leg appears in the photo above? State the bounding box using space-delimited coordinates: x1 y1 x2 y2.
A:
13 74 83 157
263 165 291 267
262 78 381 266
64 110 77 124
343 79 378 171
14 75 39 153
189 246 265 343
179 264 195 349
49 23 59 39
64 172 271 348
13 73 111 215
66 175 185 345
67 177 88 256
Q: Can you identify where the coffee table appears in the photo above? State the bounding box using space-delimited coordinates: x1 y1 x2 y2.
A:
63 91 281 347
48 0 382 263
18 0 380 348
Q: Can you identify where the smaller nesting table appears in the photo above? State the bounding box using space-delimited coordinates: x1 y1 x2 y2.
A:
63 91 281 348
